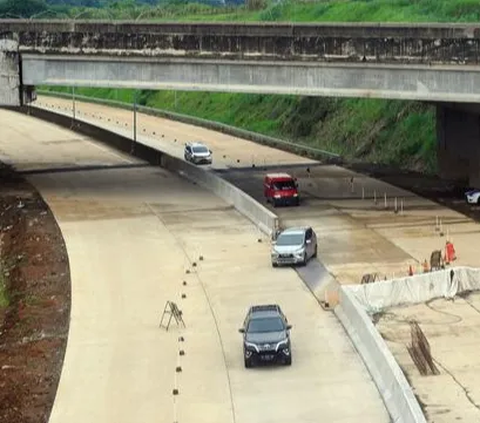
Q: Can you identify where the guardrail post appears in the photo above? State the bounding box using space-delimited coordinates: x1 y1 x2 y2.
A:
132 90 137 154
71 86 76 128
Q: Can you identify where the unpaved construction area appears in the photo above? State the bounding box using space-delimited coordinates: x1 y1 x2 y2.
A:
376 292 480 422
0 163 70 423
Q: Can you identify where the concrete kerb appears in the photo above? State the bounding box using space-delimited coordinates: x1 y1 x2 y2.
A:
335 288 427 423
9 104 279 238
36 90 343 164
334 267 480 423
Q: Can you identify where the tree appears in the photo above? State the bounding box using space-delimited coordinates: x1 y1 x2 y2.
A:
0 0 49 18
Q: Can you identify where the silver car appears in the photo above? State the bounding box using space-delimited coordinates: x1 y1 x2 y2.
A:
271 227 317 267
184 141 213 165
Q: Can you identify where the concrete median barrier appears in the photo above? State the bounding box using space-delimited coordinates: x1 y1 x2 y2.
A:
9 105 278 237
335 287 427 423
159 154 278 236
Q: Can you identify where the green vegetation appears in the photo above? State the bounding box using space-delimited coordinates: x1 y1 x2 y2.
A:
3 0 480 21
42 86 437 171
19 0 480 172
0 272 8 310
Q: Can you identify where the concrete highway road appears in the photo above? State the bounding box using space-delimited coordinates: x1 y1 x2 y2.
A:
34 98 439 285
0 108 389 422
38 97 480 284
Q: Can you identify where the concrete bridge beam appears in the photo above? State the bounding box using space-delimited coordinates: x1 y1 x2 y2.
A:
20 55 480 103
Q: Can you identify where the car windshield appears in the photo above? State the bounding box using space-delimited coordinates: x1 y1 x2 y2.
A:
193 146 209 154
272 180 295 190
247 317 285 333
276 233 304 246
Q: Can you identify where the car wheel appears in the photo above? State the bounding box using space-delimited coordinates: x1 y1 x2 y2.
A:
272 262 278 268
313 245 318 258
301 253 308 266
285 355 292 366
244 358 252 368
273 200 278 208
295 198 300 206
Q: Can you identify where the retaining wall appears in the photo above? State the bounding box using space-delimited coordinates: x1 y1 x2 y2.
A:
12 105 278 237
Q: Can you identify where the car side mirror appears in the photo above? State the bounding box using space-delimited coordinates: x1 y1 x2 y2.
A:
238 328 245 333
287 325 292 330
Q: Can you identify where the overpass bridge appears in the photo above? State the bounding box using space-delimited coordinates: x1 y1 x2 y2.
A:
1 20 480 186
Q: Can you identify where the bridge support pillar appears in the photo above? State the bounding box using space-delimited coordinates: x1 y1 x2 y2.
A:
0 38 21 106
437 104 480 188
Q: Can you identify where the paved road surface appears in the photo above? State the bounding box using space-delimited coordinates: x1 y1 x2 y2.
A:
37 97 480 284
0 109 389 423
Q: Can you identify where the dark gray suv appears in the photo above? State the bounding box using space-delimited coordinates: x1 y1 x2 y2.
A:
238 304 292 368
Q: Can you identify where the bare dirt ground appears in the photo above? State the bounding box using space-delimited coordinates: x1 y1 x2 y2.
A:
0 163 70 423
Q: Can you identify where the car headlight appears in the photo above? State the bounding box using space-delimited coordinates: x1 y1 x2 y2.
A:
245 342 259 352
273 194 281 198
293 193 298 197
294 249 304 258
275 339 289 351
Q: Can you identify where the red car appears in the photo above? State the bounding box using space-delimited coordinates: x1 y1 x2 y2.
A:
264 173 300 207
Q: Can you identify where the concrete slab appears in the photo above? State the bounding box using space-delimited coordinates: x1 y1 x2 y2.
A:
0 109 389 423
376 293 480 423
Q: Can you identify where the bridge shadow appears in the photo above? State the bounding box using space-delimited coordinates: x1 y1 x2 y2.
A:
19 163 151 176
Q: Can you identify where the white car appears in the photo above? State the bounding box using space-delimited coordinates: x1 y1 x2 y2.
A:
465 189 480 205
271 227 317 267
184 142 212 165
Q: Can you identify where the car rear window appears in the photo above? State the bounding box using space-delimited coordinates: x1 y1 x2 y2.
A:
248 317 285 333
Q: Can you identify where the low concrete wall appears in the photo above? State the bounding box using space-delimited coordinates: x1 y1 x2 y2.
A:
36 91 341 163
346 266 480 312
160 154 278 236
335 288 427 423
11 105 278 237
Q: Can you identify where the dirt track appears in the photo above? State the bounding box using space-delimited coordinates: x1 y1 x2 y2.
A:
0 163 70 423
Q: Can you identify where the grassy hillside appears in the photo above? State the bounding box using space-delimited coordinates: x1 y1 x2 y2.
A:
43 86 436 172
41 0 480 173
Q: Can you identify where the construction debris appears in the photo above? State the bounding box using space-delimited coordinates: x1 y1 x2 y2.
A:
406 321 440 376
